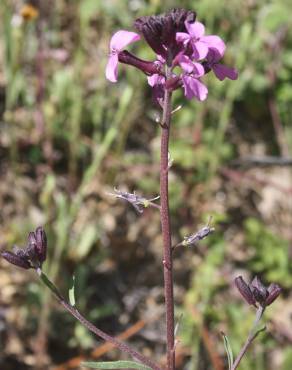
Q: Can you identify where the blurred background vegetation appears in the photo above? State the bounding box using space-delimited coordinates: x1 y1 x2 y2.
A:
0 0 291 369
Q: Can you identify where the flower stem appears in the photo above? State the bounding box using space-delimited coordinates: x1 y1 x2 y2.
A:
37 269 161 370
160 67 175 370
231 306 265 370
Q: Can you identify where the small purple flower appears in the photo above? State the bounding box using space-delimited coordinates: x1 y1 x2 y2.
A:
235 276 281 308
176 21 226 60
1 226 47 270
105 30 140 83
175 54 207 100
205 49 238 81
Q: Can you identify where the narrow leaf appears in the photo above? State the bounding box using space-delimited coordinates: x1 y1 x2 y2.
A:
69 274 76 306
81 360 152 369
221 332 234 370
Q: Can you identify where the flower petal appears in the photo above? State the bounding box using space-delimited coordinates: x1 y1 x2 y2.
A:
177 55 194 73
206 48 221 63
176 32 190 45
105 54 119 83
185 21 205 38
147 74 165 87
213 63 238 81
192 62 205 77
110 30 140 51
182 76 208 101
201 35 226 57
192 41 209 60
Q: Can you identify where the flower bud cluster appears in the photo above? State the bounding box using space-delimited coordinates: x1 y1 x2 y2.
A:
1 227 47 270
235 276 281 308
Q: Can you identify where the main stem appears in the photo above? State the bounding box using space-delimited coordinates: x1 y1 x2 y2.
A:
160 72 175 370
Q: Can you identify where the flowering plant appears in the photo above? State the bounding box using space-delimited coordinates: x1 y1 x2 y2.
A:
1 8 281 370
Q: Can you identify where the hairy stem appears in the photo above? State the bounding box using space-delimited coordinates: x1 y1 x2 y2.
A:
37 270 161 370
160 67 175 370
231 306 265 370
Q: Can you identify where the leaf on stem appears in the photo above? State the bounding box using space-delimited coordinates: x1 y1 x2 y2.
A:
252 325 267 339
69 274 76 307
221 332 234 370
81 360 152 369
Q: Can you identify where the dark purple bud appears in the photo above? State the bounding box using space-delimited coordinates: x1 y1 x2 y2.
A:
28 231 37 246
1 251 32 269
235 276 257 307
134 8 196 60
118 51 163 76
266 283 282 306
1 227 47 270
250 276 268 305
34 226 47 263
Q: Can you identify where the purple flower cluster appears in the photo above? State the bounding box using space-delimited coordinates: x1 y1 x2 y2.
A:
235 276 281 308
1 226 47 269
105 9 238 102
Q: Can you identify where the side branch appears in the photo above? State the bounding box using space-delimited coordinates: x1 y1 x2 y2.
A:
38 270 161 370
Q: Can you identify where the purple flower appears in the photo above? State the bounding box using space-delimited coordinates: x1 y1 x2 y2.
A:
205 49 238 81
235 275 281 308
105 30 140 83
1 226 47 270
105 8 238 103
176 21 226 60
178 57 208 100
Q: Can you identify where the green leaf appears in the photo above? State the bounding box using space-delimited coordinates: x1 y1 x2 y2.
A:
81 360 152 369
221 332 234 370
69 275 76 307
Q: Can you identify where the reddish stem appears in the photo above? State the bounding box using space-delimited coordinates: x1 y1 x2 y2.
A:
38 271 161 370
160 72 175 370
231 306 265 370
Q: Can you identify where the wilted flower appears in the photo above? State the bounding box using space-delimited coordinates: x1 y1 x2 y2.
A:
1 226 47 269
180 222 215 247
105 8 238 102
235 276 281 308
108 188 159 214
